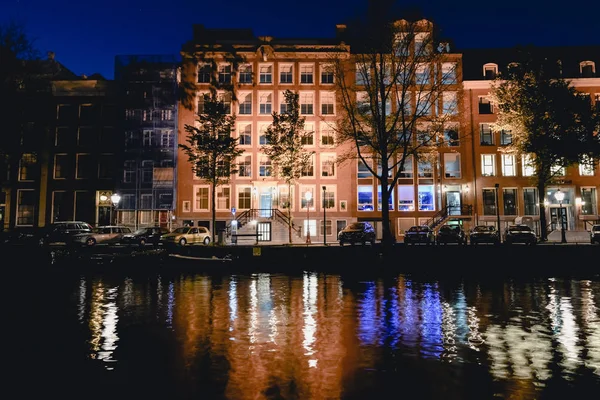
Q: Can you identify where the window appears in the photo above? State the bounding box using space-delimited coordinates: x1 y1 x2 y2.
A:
301 155 314 177
279 64 293 84
238 93 252 115
161 130 174 148
218 64 231 84
441 63 456 84
141 160 153 182
393 33 410 57
442 92 457 115
301 122 314 146
358 160 371 179
320 123 334 146
378 185 393 211
551 163 565 176
482 188 497 216
182 201 191 213
416 64 430 85
238 155 252 177
581 187 597 215
216 186 230 210
398 185 414 211
481 154 495 176
238 123 252 146
321 153 336 177
500 130 512 146
160 110 173 121
501 154 516 176
416 93 432 116
444 153 461 178
417 159 433 178
320 92 335 115
124 160 135 183
197 92 208 114
143 130 153 147
16 189 35 226
400 155 414 178
259 155 272 177
483 63 498 80
259 124 269 145
414 33 429 55
54 154 69 179
300 64 314 84
300 92 314 115
51 191 67 222
98 154 115 179
522 154 535 177
259 92 272 115
444 125 459 147
358 185 373 211
322 185 335 210
321 64 334 84
57 104 77 122
278 185 293 209
478 97 493 114
416 123 431 145
356 91 370 114
523 188 539 216
579 155 595 176
239 64 253 84
198 63 211 83
418 185 434 211
77 127 97 147
194 186 209 211
19 153 37 181
480 123 494 145
55 127 73 147
259 64 272 84
580 61 595 78
142 110 153 121
237 187 252 209
218 92 232 114
140 194 152 209
79 104 98 124
503 188 517 216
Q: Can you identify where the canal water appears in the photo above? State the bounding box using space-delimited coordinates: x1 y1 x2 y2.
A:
7 264 600 400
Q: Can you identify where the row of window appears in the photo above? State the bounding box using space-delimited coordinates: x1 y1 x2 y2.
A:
125 130 175 148
210 153 337 179
57 104 118 123
54 127 117 147
356 62 458 86
477 94 600 114
235 122 335 147
356 91 459 116
125 109 174 121
482 61 597 80
198 62 335 85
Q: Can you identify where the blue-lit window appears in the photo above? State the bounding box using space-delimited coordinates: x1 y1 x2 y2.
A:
378 185 394 211
358 185 373 211
418 185 434 211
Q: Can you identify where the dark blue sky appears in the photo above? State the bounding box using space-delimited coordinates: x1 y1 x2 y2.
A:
2 0 598 79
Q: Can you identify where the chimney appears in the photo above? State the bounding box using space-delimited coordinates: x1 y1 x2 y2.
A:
47 51 55 60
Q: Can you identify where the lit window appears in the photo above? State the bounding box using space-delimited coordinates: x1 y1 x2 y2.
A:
218 64 231 84
280 64 293 84
300 92 314 115
259 64 272 84
238 123 251 146
238 64 253 84
194 186 209 211
481 154 495 176
321 92 335 115
321 153 336 177
259 92 272 115
444 153 461 178
238 93 252 115
522 154 535 176
501 154 516 176
300 64 314 84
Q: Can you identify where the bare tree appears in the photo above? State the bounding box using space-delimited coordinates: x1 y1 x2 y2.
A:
490 48 600 241
332 10 462 249
262 90 314 243
179 94 244 244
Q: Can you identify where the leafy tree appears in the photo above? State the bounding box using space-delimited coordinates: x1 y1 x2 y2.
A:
179 93 244 244
332 3 461 250
490 49 600 241
262 90 314 244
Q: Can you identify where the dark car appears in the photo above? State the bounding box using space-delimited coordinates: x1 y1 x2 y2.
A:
469 225 500 245
436 225 466 245
591 225 600 245
503 225 537 245
403 225 435 245
338 222 376 246
121 226 170 247
38 221 94 247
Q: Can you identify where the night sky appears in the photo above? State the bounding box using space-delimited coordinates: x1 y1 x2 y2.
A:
2 0 598 80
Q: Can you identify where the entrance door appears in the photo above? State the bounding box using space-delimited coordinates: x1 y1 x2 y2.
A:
550 207 568 231
446 191 461 215
259 192 272 217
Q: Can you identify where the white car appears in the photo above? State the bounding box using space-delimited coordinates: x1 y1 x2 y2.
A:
160 226 212 246
72 226 132 246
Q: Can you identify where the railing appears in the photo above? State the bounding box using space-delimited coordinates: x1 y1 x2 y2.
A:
226 208 301 236
425 205 473 230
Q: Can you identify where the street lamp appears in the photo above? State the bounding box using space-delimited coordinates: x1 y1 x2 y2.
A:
554 189 567 243
305 191 312 245
110 193 121 225
322 186 327 246
494 183 501 243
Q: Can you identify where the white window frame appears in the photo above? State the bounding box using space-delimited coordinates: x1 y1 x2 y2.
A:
238 92 253 115
320 122 335 147
522 154 535 177
501 154 516 176
320 153 336 178
237 154 252 178
238 64 253 84
216 186 230 211
320 63 334 84
302 122 315 147
237 123 252 146
259 63 273 84
483 63 498 79
299 91 314 115
481 154 496 177
320 91 335 115
443 153 461 178
279 63 293 84
193 185 210 212
299 63 314 84
258 91 273 115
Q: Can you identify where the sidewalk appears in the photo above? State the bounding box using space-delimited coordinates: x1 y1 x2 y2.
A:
545 230 592 244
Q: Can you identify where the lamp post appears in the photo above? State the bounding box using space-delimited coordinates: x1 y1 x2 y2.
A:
494 183 501 243
305 191 312 245
554 189 567 243
110 193 121 225
322 186 327 246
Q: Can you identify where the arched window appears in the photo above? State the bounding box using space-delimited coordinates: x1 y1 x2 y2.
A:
580 61 595 78
482 63 498 80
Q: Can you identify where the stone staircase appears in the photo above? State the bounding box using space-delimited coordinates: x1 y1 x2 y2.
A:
226 209 306 245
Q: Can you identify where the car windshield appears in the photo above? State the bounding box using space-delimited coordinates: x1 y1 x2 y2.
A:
593 226 600 232
133 228 149 234
172 227 190 234
473 226 494 232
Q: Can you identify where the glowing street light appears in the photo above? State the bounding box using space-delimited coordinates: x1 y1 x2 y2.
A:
305 191 312 245
110 193 121 225
554 189 567 243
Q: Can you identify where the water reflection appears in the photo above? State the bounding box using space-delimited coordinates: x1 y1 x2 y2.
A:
65 272 600 398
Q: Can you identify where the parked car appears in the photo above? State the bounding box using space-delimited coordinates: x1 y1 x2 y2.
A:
121 226 170 247
160 226 211 246
338 222 376 246
591 224 600 245
503 225 537 245
436 225 466 245
469 225 500 245
38 221 94 246
72 225 132 246
403 225 435 245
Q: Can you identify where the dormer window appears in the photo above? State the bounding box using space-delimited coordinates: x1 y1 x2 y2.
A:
580 61 595 78
483 63 498 80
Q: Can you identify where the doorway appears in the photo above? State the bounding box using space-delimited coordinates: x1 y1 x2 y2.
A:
445 191 462 215
550 206 568 231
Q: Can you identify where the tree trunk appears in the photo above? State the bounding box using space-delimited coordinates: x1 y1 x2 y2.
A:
538 181 548 241
211 182 217 245
287 182 292 244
